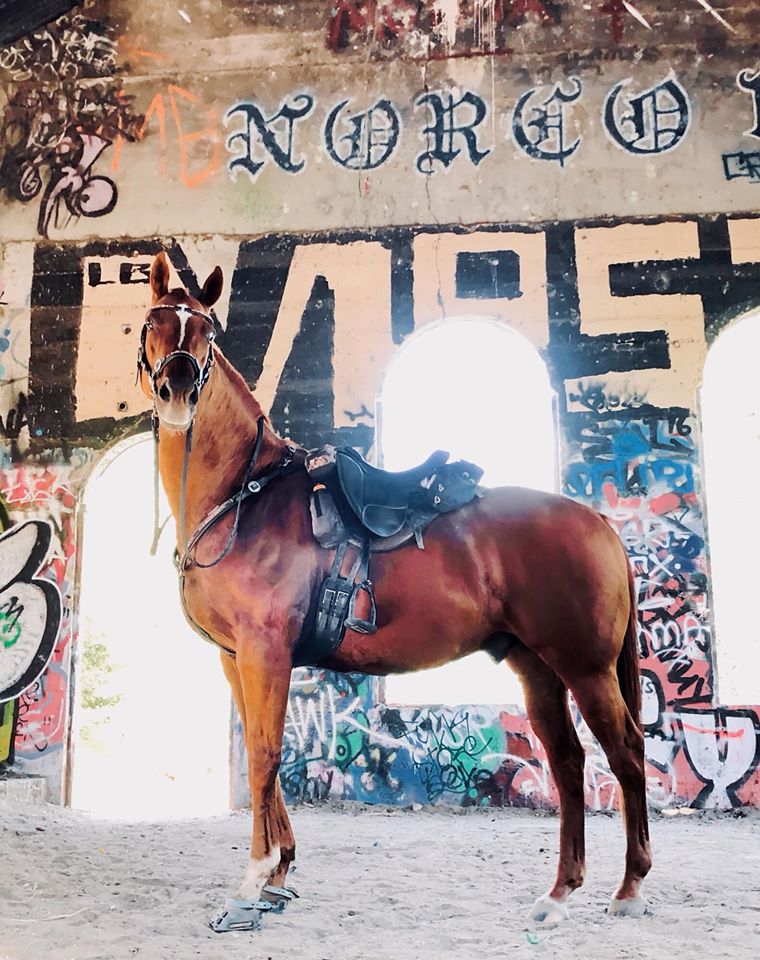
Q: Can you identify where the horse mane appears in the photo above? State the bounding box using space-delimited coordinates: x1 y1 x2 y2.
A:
211 347 268 425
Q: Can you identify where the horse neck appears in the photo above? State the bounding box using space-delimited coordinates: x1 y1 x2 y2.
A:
157 349 287 533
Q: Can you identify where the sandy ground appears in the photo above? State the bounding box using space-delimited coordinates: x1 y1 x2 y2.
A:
1 802 759 960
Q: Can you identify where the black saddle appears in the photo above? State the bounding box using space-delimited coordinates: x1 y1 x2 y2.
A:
336 447 449 538
300 443 485 667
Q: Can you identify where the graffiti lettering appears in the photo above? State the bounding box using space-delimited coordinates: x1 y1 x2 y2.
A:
225 95 315 181
113 85 223 190
604 76 690 155
326 0 417 52
0 522 62 704
415 91 490 174
0 12 142 236
324 98 401 170
723 150 760 183
512 78 582 167
736 68 760 140
678 708 760 808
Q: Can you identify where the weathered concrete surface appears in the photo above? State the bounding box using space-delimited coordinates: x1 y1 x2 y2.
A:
0 774 47 806
1 3 760 239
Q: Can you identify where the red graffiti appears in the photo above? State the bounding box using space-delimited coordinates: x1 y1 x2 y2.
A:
505 0 560 26
598 0 627 43
327 1 417 51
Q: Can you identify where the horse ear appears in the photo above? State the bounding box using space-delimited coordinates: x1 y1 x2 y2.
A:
150 252 171 303
199 266 223 308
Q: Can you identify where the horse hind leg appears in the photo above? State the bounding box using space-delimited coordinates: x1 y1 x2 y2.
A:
570 669 652 917
508 643 587 925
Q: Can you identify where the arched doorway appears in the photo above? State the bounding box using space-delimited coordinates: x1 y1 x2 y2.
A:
379 317 556 707
70 435 231 817
701 313 760 706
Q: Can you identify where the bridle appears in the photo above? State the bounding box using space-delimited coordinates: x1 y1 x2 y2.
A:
138 300 299 587
137 302 216 403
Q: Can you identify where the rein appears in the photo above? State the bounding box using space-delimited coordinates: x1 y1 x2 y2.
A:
172 420 301 660
140 301 303 658
138 302 217 559
177 414 297 571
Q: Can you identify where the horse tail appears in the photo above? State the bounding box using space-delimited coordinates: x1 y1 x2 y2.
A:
617 557 642 728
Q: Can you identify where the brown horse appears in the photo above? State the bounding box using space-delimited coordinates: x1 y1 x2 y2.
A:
138 252 651 932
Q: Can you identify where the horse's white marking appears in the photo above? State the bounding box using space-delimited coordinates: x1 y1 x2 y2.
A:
528 893 570 925
608 892 647 918
236 846 280 900
175 303 192 350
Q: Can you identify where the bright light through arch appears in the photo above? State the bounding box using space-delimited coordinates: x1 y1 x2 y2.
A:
701 312 760 706
71 434 231 819
379 316 556 707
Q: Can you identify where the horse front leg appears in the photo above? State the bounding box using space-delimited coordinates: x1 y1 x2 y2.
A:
211 638 292 933
220 652 297 895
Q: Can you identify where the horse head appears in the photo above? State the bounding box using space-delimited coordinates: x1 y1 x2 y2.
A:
138 251 223 431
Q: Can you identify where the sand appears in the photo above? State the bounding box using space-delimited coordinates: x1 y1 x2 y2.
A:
1 802 759 960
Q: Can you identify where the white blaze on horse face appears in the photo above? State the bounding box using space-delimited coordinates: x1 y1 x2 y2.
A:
175 303 193 350
236 846 280 900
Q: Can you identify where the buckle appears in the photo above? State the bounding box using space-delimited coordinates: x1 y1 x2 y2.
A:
248 479 261 493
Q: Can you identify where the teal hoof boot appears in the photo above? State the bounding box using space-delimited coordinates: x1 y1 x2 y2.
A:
260 884 300 914
209 897 272 933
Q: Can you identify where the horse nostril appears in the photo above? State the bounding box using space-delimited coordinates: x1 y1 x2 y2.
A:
189 387 199 406
159 383 171 402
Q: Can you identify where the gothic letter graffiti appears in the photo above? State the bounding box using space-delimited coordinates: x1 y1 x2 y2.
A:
512 77 582 167
415 91 490 174
324 98 401 170
604 75 691 155
225 94 315 180
736 68 760 140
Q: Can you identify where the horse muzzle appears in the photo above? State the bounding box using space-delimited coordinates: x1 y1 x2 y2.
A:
152 355 202 431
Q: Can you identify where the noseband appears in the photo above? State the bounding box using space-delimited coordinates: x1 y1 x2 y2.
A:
137 303 216 402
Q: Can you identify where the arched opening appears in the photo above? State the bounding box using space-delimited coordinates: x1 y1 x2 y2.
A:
70 434 231 818
379 317 556 707
701 313 760 706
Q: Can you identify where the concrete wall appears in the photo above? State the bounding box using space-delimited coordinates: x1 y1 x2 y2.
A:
0 1 759 808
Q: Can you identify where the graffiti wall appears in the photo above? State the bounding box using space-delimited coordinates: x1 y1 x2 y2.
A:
1 3 760 809
0 469 76 799
2 6 760 239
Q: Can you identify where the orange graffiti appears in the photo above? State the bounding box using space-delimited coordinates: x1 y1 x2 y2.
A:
112 84 222 189
117 37 171 63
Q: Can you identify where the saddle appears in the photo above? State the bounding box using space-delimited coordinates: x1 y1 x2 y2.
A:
335 447 449 538
295 444 484 669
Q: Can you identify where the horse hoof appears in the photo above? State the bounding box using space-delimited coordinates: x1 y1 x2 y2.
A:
607 894 648 918
528 894 570 925
209 898 269 933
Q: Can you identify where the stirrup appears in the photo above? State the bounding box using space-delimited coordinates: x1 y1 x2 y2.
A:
345 579 377 634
